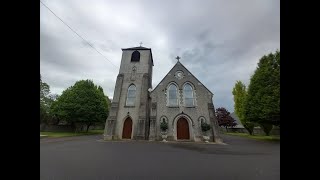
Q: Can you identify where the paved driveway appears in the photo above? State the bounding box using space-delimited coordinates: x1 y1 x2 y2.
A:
40 134 279 180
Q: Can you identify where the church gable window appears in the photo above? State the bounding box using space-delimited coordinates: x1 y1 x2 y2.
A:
167 84 178 106
126 84 136 106
183 83 195 107
131 51 140 62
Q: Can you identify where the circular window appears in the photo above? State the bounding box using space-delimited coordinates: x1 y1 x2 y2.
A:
175 71 184 80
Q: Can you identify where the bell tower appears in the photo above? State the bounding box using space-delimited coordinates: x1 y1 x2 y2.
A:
104 46 154 140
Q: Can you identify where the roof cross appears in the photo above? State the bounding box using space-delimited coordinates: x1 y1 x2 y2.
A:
176 56 181 62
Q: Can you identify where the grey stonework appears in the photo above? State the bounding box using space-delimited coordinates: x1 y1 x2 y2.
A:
149 61 222 142
104 48 153 140
104 47 222 143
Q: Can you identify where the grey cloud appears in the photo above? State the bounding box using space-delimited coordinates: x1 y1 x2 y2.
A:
40 0 279 112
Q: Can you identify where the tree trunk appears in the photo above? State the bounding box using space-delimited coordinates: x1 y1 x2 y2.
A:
225 126 228 132
86 123 92 132
72 123 78 133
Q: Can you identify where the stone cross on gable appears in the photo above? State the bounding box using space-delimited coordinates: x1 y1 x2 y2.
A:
176 56 181 62
139 42 143 47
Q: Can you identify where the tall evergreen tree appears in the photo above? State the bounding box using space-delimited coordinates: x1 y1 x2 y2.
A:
232 81 255 135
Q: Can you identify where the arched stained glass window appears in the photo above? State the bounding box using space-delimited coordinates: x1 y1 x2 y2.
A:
126 84 136 106
167 84 178 106
184 83 194 107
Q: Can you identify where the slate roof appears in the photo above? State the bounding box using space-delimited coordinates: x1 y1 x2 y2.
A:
121 46 151 50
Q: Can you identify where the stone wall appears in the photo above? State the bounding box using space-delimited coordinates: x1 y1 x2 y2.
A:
149 62 221 142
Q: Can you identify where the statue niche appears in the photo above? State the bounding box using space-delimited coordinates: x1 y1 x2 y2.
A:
130 66 137 81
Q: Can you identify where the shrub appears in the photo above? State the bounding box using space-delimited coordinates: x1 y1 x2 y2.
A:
201 122 211 132
160 121 168 132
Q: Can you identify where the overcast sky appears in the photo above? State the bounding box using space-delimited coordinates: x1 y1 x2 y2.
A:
40 0 279 112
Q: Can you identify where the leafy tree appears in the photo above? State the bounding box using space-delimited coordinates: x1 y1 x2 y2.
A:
243 122 255 135
232 81 255 135
40 74 52 124
40 74 60 125
40 75 50 102
105 96 111 113
51 80 109 132
232 81 246 122
259 123 273 136
40 103 48 124
216 107 237 131
244 50 280 132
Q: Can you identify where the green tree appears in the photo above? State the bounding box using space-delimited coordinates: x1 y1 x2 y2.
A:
244 50 280 135
40 74 52 124
51 80 109 132
232 81 255 135
40 75 50 102
259 123 273 136
243 122 255 135
232 81 246 121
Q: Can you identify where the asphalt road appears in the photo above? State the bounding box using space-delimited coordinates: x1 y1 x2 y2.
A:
40 134 280 180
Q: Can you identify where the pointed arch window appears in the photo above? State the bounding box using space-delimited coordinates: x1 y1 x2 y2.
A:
126 84 136 106
131 51 140 62
167 84 178 106
183 83 195 107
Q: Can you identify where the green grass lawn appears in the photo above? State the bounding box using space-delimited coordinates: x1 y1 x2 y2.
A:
40 129 104 138
225 132 280 142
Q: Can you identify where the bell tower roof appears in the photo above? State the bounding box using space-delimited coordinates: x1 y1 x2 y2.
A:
121 46 154 66
121 46 151 50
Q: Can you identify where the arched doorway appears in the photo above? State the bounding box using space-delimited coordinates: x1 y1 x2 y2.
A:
122 117 132 139
177 117 190 140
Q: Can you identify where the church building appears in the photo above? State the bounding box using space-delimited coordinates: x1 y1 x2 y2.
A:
104 46 222 143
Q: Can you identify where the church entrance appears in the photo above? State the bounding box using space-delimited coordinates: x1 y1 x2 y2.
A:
177 117 190 140
122 117 132 139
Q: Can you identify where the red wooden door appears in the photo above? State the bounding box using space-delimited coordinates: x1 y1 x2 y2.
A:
177 118 190 139
122 118 132 139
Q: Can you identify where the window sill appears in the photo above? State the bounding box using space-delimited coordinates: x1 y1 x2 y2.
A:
124 106 135 108
167 106 179 108
185 106 196 108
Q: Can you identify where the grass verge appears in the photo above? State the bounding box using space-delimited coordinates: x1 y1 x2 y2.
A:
225 132 280 142
40 129 104 138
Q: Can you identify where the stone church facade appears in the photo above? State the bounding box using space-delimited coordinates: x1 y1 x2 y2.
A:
104 46 222 143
